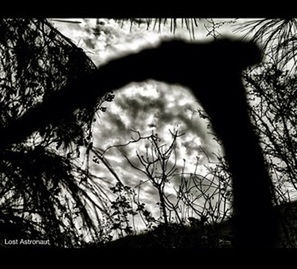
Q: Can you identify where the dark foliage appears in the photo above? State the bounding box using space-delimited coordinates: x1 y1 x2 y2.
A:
0 18 114 247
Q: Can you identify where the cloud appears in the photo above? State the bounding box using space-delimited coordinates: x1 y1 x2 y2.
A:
94 79 222 164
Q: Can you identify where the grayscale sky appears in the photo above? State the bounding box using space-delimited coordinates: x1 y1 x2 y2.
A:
50 18 257 227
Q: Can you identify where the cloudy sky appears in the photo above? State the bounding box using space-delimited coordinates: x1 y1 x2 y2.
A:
50 18 250 228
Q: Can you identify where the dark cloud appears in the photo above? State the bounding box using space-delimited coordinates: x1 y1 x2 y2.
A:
116 91 165 121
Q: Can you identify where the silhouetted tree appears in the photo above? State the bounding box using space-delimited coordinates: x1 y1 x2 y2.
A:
1 22 275 248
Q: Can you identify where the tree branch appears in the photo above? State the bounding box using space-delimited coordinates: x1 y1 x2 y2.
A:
0 38 261 149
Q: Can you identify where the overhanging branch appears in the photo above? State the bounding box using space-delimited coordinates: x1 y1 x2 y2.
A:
0 38 261 149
